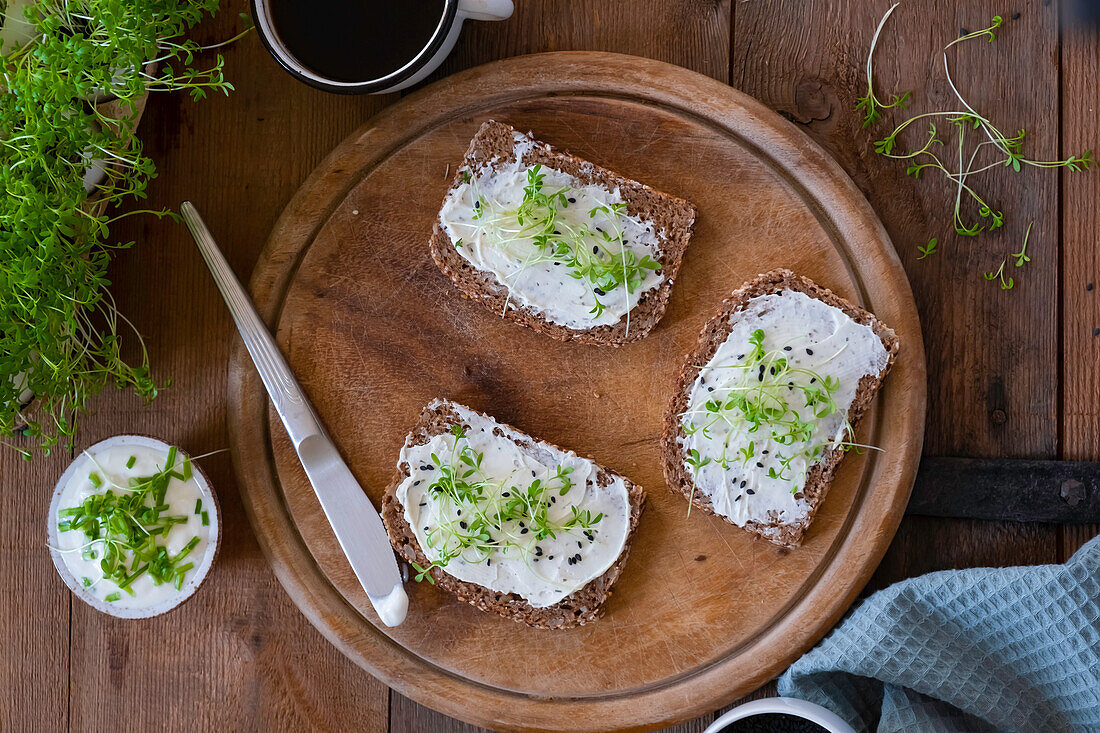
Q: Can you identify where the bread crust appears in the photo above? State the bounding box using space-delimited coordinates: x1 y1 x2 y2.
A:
381 399 646 629
430 120 696 346
661 269 900 547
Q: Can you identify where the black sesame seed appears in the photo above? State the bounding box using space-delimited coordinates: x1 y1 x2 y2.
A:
548 555 554 560
737 354 745 360
1088 283 1094 291
535 546 543 555
502 491 510 497
756 462 764 468
459 521 467 529
708 386 715 392
594 287 605 296
747 489 755 495
592 245 599 254
568 197 576 203
735 495 742 501
740 480 747 488
413 480 421 486
783 346 792 352
521 528 529 534
806 348 814 355
420 464 435 471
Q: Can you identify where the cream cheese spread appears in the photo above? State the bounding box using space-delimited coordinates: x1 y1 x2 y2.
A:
396 401 632 608
439 132 665 331
678 290 888 528
50 437 217 615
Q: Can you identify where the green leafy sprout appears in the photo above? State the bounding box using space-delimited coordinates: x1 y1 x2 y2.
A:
455 163 661 337
680 328 880 498
0 0 248 457
409 423 604 584
861 8 1091 287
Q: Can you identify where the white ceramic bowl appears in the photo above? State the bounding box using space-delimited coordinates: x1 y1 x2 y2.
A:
47 435 221 619
703 697 856 733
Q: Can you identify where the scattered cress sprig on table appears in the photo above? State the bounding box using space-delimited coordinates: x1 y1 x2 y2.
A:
460 164 660 334
681 328 879 498
0 0 246 458
410 424 604 584
860 5 1092 287
53 446 215 598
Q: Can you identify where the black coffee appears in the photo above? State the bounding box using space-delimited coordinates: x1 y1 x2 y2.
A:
717 713 828 733
269 0 446 83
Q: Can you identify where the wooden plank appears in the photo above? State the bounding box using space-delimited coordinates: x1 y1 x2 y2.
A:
0 446 71 733
732 0 1060 586
395 3 733 731
1061 21 1100 557
58 1 390 730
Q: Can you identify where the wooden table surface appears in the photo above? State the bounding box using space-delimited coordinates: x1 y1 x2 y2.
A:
3 1 1097 731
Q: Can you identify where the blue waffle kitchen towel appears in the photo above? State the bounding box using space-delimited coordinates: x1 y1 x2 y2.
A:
778 534 1100 732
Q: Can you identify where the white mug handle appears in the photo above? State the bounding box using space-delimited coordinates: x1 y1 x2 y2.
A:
457 0 514 21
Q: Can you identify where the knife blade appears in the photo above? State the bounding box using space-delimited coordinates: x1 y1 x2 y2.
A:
181 202 408 627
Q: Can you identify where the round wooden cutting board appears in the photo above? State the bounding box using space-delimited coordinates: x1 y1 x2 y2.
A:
228 52 926 732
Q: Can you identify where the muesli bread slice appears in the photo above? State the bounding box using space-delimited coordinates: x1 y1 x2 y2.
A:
662 269 900 547
381 399 645 629
430 120 696 346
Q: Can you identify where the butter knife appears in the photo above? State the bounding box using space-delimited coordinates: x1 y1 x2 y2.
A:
181 201 408 627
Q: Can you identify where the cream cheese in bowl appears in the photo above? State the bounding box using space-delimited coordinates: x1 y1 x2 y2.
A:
47 435 220 619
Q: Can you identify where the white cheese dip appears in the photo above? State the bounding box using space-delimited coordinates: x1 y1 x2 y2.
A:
439 132 665 330
679 290 889 527
49 437 217 616
396 402 632 608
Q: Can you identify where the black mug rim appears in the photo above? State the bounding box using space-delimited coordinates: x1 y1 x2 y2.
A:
250 0 460 95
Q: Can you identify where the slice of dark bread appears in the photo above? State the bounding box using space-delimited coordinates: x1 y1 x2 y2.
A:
661 269 900 548
381 399 646 629
430 120 697 346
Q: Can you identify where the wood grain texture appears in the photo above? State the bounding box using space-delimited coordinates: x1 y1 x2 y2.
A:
3 1 1097 732
227 52 925 732
731 0 1061 587
0 447 70 732
10 1 390 731
1061 21 1100 557
400 6 733 730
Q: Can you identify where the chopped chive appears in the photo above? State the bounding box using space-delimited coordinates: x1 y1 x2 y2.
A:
104 592 121 602
175 562 194 575
126 455 136 469
181 457 193 481
174 536 200 563
165 446 178 469
201 511 209 527
88 472 102 489
194 498 202 515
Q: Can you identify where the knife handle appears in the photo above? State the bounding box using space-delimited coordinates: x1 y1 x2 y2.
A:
181 202 322 447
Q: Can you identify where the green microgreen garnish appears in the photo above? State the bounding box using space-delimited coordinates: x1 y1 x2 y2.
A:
410 423 604 583
861 8 1092 286
125 455 137 469
0 1 248 458
681 328 879 497
917 237 938 260
453 164 661 335
855 3 911 128
52 446 215 599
